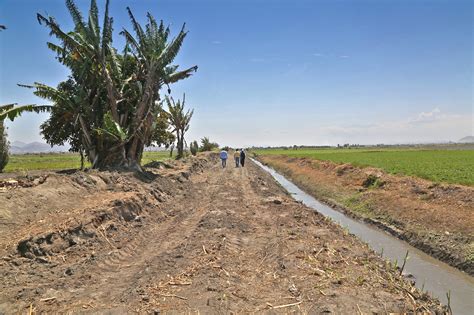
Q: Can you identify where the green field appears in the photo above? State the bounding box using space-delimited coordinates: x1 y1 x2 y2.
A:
3 151 172 173
254 148 474 186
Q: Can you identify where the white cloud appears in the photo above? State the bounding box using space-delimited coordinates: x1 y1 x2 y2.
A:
408 107 441 124
317 108 471 144
312 53 324 57
211 40 222 45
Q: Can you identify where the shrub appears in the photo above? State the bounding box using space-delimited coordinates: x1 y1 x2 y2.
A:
200 137 219 152
190 140 199 156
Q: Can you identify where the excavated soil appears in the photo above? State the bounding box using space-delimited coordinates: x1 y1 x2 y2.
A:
257 155 474 276
0 154 446 313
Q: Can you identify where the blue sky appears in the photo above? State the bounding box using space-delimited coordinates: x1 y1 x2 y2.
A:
0 0 472 147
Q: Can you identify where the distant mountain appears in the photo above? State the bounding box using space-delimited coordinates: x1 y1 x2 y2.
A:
458 136 474 143
9 141 69 154
11 140 28 147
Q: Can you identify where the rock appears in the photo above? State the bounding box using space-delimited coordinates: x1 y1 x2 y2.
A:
24 252 35 260
6 180 18 186
35 257 50 264
264 196 283 204
288 283 300 296
207 286 217 291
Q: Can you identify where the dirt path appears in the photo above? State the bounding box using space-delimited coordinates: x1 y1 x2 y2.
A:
0 156 445 313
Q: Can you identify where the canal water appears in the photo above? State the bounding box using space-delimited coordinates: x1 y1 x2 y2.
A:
252 159 474 314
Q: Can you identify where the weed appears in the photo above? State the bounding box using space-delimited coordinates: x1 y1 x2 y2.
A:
343 194 374 218
362 175 385 188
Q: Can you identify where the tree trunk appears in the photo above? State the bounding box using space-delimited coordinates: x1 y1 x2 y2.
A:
176 130 184 159
85 142 140 172
80 150 84 170
128 66 157 161
0 121 9 172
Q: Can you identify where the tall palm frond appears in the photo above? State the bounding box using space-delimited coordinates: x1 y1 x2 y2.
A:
126 7 147 51
165 66 199 84
65 0 87 33
101 0 113 53
0 103 52 122
157 24 188 66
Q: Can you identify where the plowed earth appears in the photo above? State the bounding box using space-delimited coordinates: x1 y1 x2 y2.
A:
0 154 445 313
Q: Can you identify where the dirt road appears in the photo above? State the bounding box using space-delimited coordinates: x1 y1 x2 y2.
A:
0 155 444 313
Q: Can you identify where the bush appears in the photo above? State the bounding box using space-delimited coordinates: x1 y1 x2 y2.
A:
190 140 199 156
200 137 219 152
0 121 9 172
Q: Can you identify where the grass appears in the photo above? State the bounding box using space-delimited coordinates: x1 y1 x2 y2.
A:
3 151 172 173
141 151 174 165
254 147 474 186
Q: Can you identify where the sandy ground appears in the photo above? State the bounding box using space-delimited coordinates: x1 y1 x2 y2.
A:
0 154 445 313
257 155 474 275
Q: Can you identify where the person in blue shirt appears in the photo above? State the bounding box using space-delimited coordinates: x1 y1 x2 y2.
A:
220 149 228 168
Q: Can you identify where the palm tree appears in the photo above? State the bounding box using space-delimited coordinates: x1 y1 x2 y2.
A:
26 0 197 170
200 137 219 152
166 95 193 159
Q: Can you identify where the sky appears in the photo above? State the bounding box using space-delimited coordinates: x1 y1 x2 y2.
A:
0 0 472 148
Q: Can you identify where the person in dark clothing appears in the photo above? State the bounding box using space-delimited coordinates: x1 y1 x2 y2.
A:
240 149 246 167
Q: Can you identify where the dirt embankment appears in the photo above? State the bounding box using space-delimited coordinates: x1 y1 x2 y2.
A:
0 154 446 313
256 155 474 275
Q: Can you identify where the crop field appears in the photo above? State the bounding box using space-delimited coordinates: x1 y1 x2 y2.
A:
254 147 474 186
3 151 172 173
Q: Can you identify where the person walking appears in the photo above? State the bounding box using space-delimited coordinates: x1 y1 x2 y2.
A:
240 149 246 167
234 149 241 167
220 149 228 168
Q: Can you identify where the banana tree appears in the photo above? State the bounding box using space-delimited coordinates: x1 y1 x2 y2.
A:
27 0 197 170
165 95 193 159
